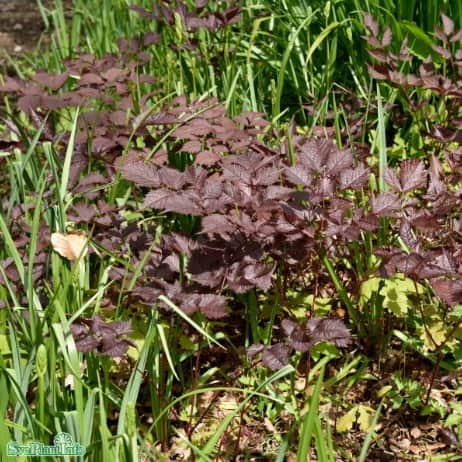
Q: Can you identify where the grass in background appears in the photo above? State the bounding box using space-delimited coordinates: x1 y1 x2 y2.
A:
1 0 462 460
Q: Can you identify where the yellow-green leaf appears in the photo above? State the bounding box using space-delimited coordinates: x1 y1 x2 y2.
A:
420 321 447 350
377 385 392 398
357 405 375 432
360 274 421 317
336 407 358 432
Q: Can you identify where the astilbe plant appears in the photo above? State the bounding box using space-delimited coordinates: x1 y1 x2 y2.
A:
129 0 241 35
363 12 462 159
118 103 381 367
356 14 462 397
4 7 462 375
3 57 451 369
70 315 136 357
362 13 462 306
1 69 360 365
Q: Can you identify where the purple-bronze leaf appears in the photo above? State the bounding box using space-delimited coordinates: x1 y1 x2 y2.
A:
70 316 133 358
400 159 427 192
253 166 279 186
371 192 401 217
32 72 69 91
247 343 264 361
68 202 96 224
159 167 186 190
201 214 233 235
382 26 392 46
284 165 312 187
165 192 202 216
282 319 313 352
442 14 455 36
306 317 352 348
121 159 161 187
326 149 353 176
384 167 401 192
143 189 172 210
261 343 290 371
339 165 370 190
281 318 298 336
101 338 135 357
186 293 228 319
431 279 462 308
143 31 161 46
75 335 101 353
363 12 379 36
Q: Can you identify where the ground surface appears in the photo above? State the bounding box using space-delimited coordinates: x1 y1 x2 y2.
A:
0 0 48 56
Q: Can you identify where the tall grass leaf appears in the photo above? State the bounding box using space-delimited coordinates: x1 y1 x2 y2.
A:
173 429 214 462
325 417 335 462
398 0 418 22
246 16 272 112
322 253 359 327
273 13 316 119
0 376 11 460
358 401 383 462
0 212 25 284
19 116 48 189
202 365 294 456
26 172 48 339
63 410 82 455
60 108 80 201
376 84 387 193
42 142 66 230
296 365 325 462
96 384 113 460
275 436 290 462
401 21 441 61
115 315 157 461
52 0 69 57
36 0 50 29
7 319 24 385
127 240 158 292
157 323 180 381
7 359 38 442
225 67 242 112
54 312 86 438
69 280 113 324
82 389 97 449
313 414 330 462
304 20 343 67
1 275 22 331
158 295 225 349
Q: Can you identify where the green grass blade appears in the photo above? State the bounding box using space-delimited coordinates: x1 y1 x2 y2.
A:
376 85 387 193
358 401 383 462
273 13 316 119
202 365 294 456
296 365 325 462
158 295 224 349
115 315 157 460
60 108 80 201
157 323 180 381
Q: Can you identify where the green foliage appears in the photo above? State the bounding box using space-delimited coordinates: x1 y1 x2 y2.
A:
336 404 375 432
385 372 425 410
360 274 420 317
2 0 462 460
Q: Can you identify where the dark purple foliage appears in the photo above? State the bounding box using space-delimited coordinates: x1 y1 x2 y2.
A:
70 316 135 357
248 316 351 371
4 11 462 373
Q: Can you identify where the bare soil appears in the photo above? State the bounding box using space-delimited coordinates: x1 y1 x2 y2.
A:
0 0 49 56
